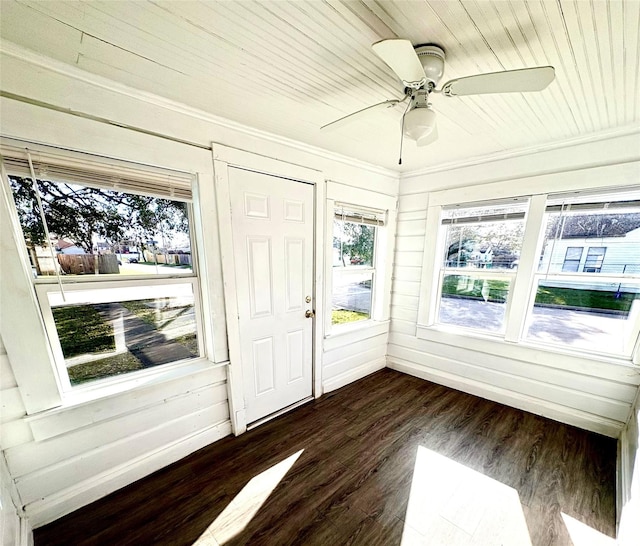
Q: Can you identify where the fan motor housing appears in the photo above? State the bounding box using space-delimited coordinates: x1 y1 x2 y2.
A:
415 44 445 86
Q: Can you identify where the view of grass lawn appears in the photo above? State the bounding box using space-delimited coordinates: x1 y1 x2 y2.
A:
68 352 144 385
121 300 158 327
441 276 509 303
332 309 369 324
442 275 639 312
52 305 115 358
534 286 638 312
175 333 198 355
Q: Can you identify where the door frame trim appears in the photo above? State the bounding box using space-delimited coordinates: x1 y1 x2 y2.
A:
212 143 325 435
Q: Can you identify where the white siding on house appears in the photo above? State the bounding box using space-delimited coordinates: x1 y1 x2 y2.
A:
389 135 640 439
540 227 640 281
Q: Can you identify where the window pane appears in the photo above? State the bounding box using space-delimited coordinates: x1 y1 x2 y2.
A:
442 203 527 270
583 247 606 273
333 219 375 268
9 175 193 278
539 204 640 275
48 285 199 385
525 279 640 356
562 246 583 272
331 270 373 325
438 275 512 333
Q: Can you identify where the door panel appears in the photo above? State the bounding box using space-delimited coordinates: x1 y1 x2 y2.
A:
252 336 275 395
247 237 273 318
285 238 304 312
228 168 314 424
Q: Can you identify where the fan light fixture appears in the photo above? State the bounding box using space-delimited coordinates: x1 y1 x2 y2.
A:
403 106 436 141
321 38 556 156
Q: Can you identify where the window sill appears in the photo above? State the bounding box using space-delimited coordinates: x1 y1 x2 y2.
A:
415 324 639 377
24 358 228 441
324 319 390 351
62 357 226 404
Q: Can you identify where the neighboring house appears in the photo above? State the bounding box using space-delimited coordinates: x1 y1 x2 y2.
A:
540 226 640 276
539 226 640 294
55 239 85 255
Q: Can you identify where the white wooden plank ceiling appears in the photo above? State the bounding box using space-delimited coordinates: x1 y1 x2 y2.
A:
0 0 638 172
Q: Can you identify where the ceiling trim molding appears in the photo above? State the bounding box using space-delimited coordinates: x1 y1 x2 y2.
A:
0 41 398 180
401 124 640 181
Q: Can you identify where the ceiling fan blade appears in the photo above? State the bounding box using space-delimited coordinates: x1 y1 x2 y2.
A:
321 98 404 131
417 124 438 147
372 39 426 89
441 66 555 96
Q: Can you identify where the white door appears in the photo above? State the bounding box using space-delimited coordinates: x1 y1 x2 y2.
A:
228 167 314 424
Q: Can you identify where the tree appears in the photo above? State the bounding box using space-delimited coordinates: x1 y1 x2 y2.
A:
546 213 640 240
9 176 189 258
334 220 375 266
445 223 523 269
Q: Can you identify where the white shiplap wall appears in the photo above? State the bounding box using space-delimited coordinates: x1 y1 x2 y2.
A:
389 132 640 439
0 47 398 530
1 336 33 546
618 386 640 544
323 313 389 393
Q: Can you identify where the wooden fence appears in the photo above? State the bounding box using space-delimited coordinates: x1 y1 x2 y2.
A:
143 251 192 266
57 254 120 275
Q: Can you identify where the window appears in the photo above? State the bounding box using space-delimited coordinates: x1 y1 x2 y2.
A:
562 247 583 272
436 201 528 334
525 194 640 356
4 145 203 390
584 247 606 273
331 204 383 327
423 188 640 360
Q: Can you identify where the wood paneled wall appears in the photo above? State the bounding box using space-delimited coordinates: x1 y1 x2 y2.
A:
1 336 33 546
389 134 640 439
0 47 398 534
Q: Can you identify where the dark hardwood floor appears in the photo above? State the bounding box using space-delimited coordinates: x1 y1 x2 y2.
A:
34 369 617 546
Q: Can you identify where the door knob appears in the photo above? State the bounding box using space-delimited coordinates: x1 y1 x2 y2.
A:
305 310 315 318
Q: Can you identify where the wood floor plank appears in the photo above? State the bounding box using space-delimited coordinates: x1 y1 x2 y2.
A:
34 369 617 546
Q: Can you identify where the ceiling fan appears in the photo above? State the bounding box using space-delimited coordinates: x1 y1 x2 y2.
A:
321 39 555 158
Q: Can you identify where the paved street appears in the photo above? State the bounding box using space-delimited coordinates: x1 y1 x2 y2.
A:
332 278 372 314
439 297 629 355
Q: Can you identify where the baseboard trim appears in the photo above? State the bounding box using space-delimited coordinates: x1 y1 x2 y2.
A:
387 357 623 438
26 420 232 528
323 357 386 393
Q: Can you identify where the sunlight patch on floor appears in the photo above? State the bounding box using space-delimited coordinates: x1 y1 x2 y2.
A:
193 449 304 545
401 446 531 545
561 512 615 546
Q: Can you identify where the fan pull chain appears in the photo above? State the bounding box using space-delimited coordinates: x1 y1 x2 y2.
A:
398 98 412 165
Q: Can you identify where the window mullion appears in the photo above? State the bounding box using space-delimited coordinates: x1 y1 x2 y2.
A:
504 194 548 342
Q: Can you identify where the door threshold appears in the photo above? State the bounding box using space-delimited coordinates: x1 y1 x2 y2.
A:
247 396 314 431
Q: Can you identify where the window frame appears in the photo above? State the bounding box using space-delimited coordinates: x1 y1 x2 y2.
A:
433 201 529 336
331 210 379 328
324 181 396 337
35 277 205 394
584 246 607 273
1 138 218 406
416 169 640 366
562 246 583 272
